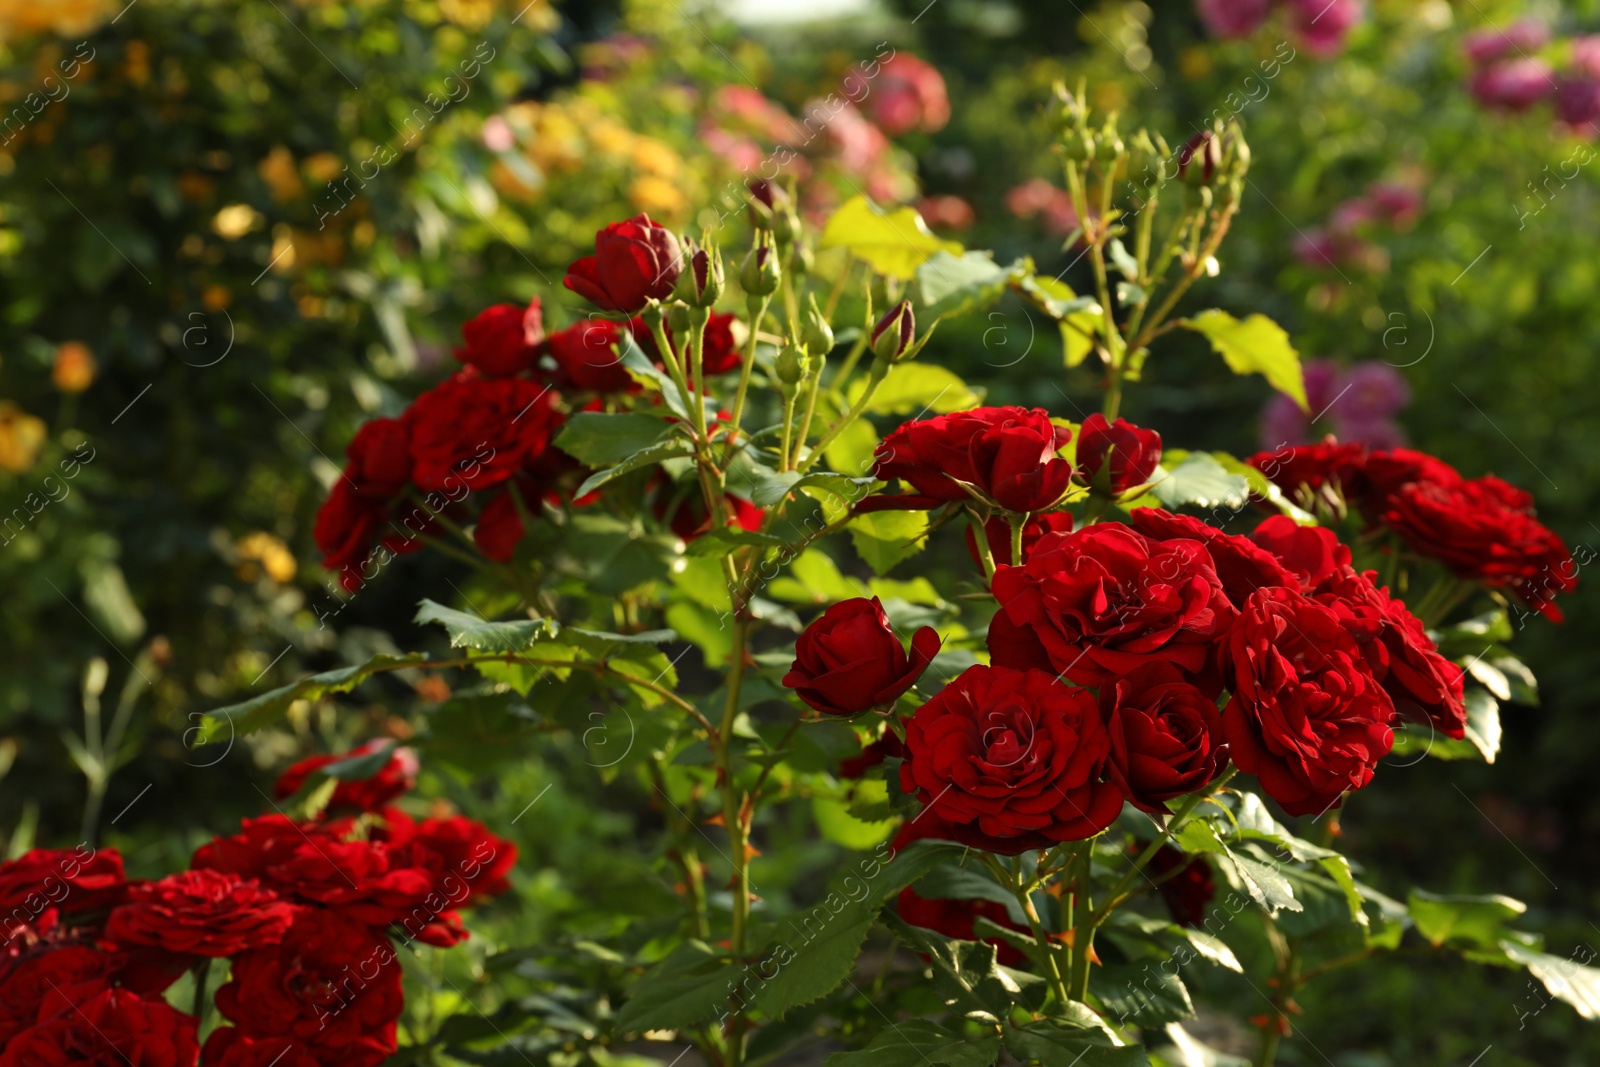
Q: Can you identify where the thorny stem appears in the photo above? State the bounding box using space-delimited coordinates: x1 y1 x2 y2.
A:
987 854 1072 1008
1067 843 1095 1001
1094 766 1237 924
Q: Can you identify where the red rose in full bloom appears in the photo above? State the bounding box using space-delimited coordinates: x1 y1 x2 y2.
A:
782 597 941 715
214 909 401 1066
899 665 1123 853
455 299 541 377
1247 515 1346 590
191 815 324 882
1247 440 1367 497
376 812 517 947
1128 508 1297 609
1074 414 1162 496
0 945 116 1048
873 407 1073 513
896 887 1030 966
405 373 559 494
1359 447 1462 504
1221 587 1395 816
0 847 126 919
1146 845 1216 928
990 523 1236 689
341 418 413 501
104 870 296 958
201 1031 321 1067
964 512 1074 571
273 740 419 813
1100 663 1227 814
544 319 635 393
0 987 198 1067
563 214 682 312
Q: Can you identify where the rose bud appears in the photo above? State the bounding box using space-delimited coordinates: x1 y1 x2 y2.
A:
1074 414 1162 496
874 406 1073 514
1177 130 1223 186
782 596 941 715
674 239 724 308
740 240 781 296
455 300 541 377
1100 663 1227 814
803 292 835 357
563 214 683 312
871 299 916 365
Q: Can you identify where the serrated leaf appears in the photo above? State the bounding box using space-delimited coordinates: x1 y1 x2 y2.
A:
753 912 876 1019
555 411 680 468
615 941 742 1033
1220 851 1302 915
1501 941 1600 1020
1408 890 1526 949
1153 1023 1250 1067
1489 652 1539 706
416 600 559 652
849 362 981 417
1096 962 1195 1026
1003 1018 1149 1066
1179 927 1243 973
827 1022 1000 1067
884 914 1024 1018
575 441 695 498
1147 451 1252 511
916 251 1026 320
820 195 963 279
849 510 930 575
1183 310 1307 411
202 653 427 739
1462 688 1502 763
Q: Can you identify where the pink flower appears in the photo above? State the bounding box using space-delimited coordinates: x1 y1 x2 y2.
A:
869 54 951 135
1463 20 1550 67
1470 59 1557 112
1195 0 1274 40
1291 0 1361 57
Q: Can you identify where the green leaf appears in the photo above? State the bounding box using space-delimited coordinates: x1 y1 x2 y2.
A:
614 941 742 1033
1013 274 1102 320
1218 850 1302 915
1095 962 1195 1026
1407 890 1526 949
849 363 981 417
748 469 875 509
820 195 963 280
812 794 896 850
1488 652 1539 706
1501 941 1600 1021
1462 688 1502 763
1003 1018 1150 1066
1146 451 1252 511
752 911 877 1019
849 510 930 575
555 411 680 468
202 653 426 739
827 1022 1000 1067
1176 927 1243 973
575 441 695 499
415 600 559 653
883 914 1025 1019
1152 1023 1250 1067
916 251 1027 320
768 550 863 605
319 739 400 780
1183 310 1307 411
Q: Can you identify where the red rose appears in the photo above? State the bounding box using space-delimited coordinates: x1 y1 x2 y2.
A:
873 407 1073 513
1074 414 1162 495
1312 566 1467 739
342 417 412 500
376 812 517 947
990 523 1236 689
1221 587 1395 816
273 740 419 813
1247 440 1367 497
544 319 635 393
1100 663 1227 814
201 1031 321 1067
899 665 1123 853
213 909 401 1066
0 847 125 920
473 490 528 562
192 815 324 883
1378 474 1577 620
964 512 1074 571
630 312 742 375
455 299 541 377
0 945 115 1048
1247 514 1347 590
104 870 295 958
1128 508 1296 609
895 887 1030 967
563 214 682 312
0 988 198 1067
783 597 941 715
1146 845 1216 928
256 837 434 929
405 373 559 493
1360 447 1462 504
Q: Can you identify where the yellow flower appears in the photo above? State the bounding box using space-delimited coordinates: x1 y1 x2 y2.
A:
52 340 95 393
236 531 297 584
628 175 686 218
0 401 47 473
630 137 682 180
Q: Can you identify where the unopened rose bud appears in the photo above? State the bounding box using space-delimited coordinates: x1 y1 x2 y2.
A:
740 240 781 296
1096 120 1124 162
871 300 915 365
667 303 692 336
674 239 724 307
802 293 834 358
1177 131 1223 187
775 343 809 386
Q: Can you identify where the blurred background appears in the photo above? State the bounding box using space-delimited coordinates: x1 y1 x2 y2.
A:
2 0 1598 1061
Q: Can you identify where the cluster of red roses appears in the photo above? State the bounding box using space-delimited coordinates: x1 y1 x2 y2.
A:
1249 440 1579 621
0 742 513 1067
787 406 1503 873
315 214 764 589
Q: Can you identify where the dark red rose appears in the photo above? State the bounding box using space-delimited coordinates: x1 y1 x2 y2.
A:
375 812 516 947
201 1031 321 1067
1100 663 1227 814
839 732 906 779
191 815 325 883
0 847 125 920
630 312 742 375
1312 566 1467 739
213 909 401 1067
273 740 419 813
1146 845 1216 928
651 484 764 542
473 490 528 562
896 887 1030 967
252 836 434 930
1247 440 1367 497
405 373 559 493
964 512 1074 571
342 418 412 501
0 988 198 1067
873 406 1073 513
899 665 1124 853
563 214 682 312
1247 514 1348 590
104 870 295 958
1075 414 1162 495
783 597 941 716
312 485 387 593
1359 447 1463 505
990 522 1236 690
1128 508 1297 609
1378 474 1577 620
455 299 541 377
1221 587 1395 816
0 945 115 1048
544 319 635 393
